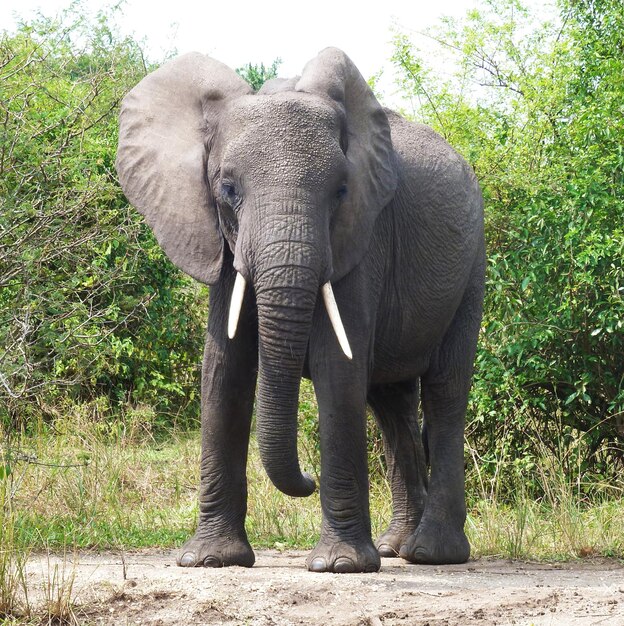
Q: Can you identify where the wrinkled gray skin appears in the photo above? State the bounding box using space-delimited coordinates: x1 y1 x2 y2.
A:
116 48 485 574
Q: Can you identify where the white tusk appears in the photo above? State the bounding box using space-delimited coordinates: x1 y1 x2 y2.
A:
228 272 246 339
321 282 353 360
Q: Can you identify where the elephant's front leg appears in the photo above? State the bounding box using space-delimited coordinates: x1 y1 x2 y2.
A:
307 329 380 573
177 268 257 568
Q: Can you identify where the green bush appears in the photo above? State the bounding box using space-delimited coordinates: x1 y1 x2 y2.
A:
0 5 207 430
392 0 624 491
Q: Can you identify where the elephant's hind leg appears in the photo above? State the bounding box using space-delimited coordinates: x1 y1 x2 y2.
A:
177 267 257 569
368 380 428 557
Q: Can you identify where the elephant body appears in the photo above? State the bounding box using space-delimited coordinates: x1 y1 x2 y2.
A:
362 112 483 383
116 49 484 573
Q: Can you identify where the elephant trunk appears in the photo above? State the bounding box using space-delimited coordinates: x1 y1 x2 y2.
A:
250 220 323 496
254 265 318 497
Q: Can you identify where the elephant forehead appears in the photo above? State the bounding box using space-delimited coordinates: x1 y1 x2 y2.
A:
226 93 339 131
221 95 345 183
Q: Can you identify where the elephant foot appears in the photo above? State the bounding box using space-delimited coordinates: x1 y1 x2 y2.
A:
177 533 255 568
399 520 470 565
375 520 419 558
306 537 381 573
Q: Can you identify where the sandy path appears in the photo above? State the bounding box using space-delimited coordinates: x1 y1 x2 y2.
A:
25 550 624 625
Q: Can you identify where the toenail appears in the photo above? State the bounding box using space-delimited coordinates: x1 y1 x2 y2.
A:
179 553 195 567
377 543 399 557
333 557 355 573
309 557 327 572
203 556 223 568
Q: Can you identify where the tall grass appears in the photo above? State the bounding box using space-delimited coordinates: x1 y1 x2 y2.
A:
465 432 624 560
2 400 623 559
39 551 78 625
3 407 624 557
0 498 29 620
0 409 196 623
1 434 30 620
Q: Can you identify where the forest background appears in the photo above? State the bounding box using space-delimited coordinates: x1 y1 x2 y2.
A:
1 0 623 606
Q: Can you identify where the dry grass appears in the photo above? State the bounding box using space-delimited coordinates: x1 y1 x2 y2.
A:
2 403 623 560
464 420 624 560
466 454 624 560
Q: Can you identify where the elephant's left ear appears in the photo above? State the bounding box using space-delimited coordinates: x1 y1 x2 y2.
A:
296 48 397 281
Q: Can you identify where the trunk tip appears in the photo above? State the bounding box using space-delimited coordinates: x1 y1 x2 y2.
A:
274 471 316 498
300 472 316 497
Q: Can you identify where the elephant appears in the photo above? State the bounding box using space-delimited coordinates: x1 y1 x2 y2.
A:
115 47 485 574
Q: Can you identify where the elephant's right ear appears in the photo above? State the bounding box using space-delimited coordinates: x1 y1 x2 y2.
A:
296 48 397 281
116 53 252 284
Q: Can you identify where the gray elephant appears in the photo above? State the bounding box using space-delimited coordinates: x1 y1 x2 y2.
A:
116 48 485 573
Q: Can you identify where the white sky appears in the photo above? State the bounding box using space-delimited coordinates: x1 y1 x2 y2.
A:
0 0 554 106
0 0 481 100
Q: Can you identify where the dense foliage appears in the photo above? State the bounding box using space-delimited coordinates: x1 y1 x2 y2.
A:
1 0 622 494
0 7 208 430
391 0 623 489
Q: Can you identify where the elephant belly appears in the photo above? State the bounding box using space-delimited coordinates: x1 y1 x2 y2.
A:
370 349 432 385
370 284 461 385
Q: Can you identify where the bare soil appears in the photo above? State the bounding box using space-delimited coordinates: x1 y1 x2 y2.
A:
25 550 624 625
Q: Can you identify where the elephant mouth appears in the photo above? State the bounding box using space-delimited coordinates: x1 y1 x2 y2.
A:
227 271 352 360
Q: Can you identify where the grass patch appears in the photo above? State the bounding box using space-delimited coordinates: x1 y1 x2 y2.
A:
467 497 624 560
2 411 622 559
465 428 624 561
0 505 29 620
3 424 200 552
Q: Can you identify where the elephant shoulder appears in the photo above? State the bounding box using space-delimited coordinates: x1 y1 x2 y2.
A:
385 110 470 179
382 109 483 274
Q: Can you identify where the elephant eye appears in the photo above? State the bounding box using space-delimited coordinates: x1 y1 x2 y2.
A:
336 184 348 201
220 181 240 206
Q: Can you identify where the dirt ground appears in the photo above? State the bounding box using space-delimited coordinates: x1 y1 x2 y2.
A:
25 549 624 625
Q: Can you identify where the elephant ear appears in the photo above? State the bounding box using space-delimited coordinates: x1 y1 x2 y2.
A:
116 53 252 284
296 48 397 280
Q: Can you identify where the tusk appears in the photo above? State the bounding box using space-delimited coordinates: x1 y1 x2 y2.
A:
228 272 246 339
321 282 353 360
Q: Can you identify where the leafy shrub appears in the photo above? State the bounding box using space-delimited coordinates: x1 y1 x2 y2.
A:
392 0 624 491
0 5 207 430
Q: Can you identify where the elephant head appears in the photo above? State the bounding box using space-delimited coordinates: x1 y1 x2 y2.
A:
116 48 397 497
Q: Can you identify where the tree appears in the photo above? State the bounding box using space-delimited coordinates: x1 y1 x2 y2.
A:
236 59 282 91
